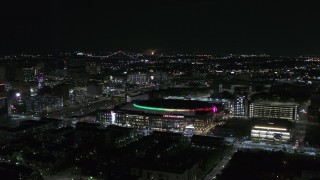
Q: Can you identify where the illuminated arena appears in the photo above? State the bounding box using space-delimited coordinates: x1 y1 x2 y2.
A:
97 99 223 133
133 99 218 113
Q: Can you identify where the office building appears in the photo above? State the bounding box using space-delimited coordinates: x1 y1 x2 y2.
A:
234 94 248 117
0 67 5 82
128 73 148 84
87 82 103 97
251 125 291 143
0 118 64 142
0 84 8 121
308 94 320 123
26 95 63 113
0 97 8 121
249 102 298 121
128 72 167 84
22 67 39 82
52 83 71 101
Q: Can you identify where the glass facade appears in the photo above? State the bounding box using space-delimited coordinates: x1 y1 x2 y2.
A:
97 109 214 132
251 126 291 143
249 102 298 120
234 95 247 117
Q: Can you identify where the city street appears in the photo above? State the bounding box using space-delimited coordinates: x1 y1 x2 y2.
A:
204 147 237 180
204 140 320 180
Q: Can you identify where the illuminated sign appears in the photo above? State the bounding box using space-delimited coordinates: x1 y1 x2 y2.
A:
133 103 218 113
253 126 287 131
163 115 184 118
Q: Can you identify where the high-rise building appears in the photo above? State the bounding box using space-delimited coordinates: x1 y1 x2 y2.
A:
87 82 103 97
128 72 167 84
233 85 251 117
0 97 8 121
52 83 70 101
22 67 39 82
249 102 298 121
234 94 248 117
26 95 63 113
86 62 101 74
0 67 5 82
0 83 5 92
128 73 148 84
0 84 8 121
308 94 320 123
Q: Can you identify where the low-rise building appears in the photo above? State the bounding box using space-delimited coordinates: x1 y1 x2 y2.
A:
0 118 64 142
26 95 63 113
131 161 199 180
250 120 292 143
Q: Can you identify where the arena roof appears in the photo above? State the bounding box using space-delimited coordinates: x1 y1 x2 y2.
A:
132 99 218 113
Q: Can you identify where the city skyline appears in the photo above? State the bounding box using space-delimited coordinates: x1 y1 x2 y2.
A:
2 1 320 179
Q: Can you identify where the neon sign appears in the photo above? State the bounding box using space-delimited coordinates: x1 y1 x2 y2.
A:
133 103 218 113
163 115 184 118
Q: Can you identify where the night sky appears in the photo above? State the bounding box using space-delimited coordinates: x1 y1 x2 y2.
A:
1 0 320 55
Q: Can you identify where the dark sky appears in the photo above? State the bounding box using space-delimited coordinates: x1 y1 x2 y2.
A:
1 0 320 55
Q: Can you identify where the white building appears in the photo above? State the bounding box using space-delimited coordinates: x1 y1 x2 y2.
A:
249 102 298 121
251 125 291 143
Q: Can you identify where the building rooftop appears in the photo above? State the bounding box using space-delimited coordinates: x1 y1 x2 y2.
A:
251 101 298 106
133 99 215 110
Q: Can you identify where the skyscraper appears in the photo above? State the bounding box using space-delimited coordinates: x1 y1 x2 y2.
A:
0 84 8 121
308 94 320 123
234 94 248 117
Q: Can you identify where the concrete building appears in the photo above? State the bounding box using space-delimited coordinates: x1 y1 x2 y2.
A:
0 97 8 121
0 84 8 121
126 92 149 102
234 94 248 117
0 118 64 142
26 95 63 113
86 62 101 74
0 67 5 82
22 67 39 82
251 125 291 143
97 99 223 133
75 122 140 148
308 94 320 123
249 102 298 121
149 72 168 83
131 162 199 180
87 82 103 97
128 72 167 84
52 83 70 102
128 73 148 84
